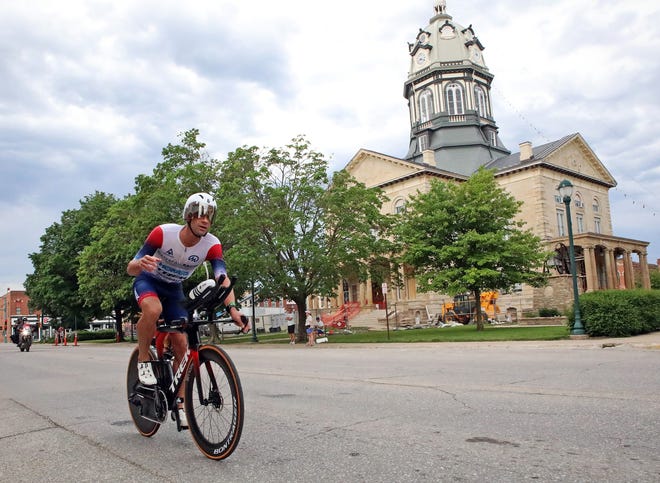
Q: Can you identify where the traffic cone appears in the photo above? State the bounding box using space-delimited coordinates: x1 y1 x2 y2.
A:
54 334 58 346
63 333 67 346
73 333 78 346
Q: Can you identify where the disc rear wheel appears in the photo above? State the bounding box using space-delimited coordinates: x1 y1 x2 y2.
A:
185 345 244 460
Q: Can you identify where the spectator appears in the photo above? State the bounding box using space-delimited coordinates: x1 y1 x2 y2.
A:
305 310 314 346
286 308 296 345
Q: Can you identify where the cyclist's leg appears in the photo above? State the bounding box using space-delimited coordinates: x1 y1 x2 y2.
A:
137 297 161 361
133 275 163 363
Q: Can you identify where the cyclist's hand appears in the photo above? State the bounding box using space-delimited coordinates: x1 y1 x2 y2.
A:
228 308 244 325
139 255 161 272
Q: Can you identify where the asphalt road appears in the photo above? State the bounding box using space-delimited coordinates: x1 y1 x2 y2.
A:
0 335 659 482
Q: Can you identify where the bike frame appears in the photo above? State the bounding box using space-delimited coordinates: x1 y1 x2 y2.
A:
152 321 206 412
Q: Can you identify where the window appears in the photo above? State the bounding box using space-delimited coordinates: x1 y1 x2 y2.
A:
490 131 497 146
554 195 562 203
576 214 584 234
556 210 566 237
592 198 600 213
446 83 464 115
594 217 601 234
419 89 434 122
474 86 487 117
574 193 583 208
418 134 429 152
394 199 407 214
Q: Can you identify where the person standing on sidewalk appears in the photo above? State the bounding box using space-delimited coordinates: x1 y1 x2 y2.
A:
286 307 296 344
305 310 315 346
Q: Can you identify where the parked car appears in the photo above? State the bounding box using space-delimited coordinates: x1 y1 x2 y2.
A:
217 321 240 334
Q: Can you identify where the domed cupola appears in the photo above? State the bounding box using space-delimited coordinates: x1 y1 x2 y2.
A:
403 0 510 176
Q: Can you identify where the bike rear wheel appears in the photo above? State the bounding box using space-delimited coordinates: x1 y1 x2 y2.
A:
185 345 244 460
126 348 161 437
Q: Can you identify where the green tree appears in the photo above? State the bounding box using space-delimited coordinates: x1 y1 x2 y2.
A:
650 268 660 290
77 129 221 340
25 191 117 328
395 167 550 330
215 136 394 339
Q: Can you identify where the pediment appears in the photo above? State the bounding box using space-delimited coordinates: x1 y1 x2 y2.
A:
545 134 616 186
344 149 425 188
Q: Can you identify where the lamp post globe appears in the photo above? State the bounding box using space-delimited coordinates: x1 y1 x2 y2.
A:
557 179 585 336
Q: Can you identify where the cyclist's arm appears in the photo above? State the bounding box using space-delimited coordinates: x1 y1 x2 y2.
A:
127 227 162 276
207 249 244 325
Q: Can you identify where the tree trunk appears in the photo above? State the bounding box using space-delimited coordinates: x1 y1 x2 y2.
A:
293 296 307 343
114 305 124 342
474 289 484 331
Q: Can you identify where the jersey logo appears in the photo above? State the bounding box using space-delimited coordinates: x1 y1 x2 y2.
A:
188 255 200 263
166 249 174 256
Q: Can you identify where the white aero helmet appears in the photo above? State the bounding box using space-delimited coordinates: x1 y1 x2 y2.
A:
183 192 217 224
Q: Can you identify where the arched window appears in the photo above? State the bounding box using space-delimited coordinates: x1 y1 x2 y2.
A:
446 83 464 115
574 193 584 209
393 198 407 214
474 86 487 117
419 89 434 122
592 197 600 213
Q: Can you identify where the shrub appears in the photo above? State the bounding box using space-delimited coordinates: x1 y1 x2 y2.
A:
567 289 660 337
76 329 117 341
539 307 561 317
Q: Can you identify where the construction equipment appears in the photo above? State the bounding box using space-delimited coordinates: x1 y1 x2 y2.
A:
440 291 500 324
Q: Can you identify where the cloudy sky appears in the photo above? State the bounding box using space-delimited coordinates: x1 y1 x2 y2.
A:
2 0 659 290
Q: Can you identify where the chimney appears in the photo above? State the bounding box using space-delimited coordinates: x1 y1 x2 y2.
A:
519 141 533 161
422 149 435 165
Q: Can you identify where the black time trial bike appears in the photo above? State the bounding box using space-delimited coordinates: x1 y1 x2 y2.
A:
126 275 244 460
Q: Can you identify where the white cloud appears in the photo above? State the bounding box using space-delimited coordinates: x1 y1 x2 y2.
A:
2 0 660 287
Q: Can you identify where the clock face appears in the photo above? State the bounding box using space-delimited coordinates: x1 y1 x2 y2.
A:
416 52 427 65
471 49 481 62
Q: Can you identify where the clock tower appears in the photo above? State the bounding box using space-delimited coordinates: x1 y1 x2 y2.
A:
404 0 510 175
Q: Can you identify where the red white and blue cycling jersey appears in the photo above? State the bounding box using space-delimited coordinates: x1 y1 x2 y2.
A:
133 223 227 283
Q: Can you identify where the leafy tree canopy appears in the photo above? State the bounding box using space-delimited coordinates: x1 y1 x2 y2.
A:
215 135 395 329
395 167 550 329
25 191 117 327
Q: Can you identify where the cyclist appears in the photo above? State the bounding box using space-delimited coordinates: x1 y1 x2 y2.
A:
127 192 249 427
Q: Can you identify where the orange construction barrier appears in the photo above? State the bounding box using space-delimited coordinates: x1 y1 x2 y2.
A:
73 333 78 346
63 333 67 346
54 334 59 346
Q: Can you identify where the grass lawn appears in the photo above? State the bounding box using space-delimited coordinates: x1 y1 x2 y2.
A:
84 324 570 345
218 324 570 345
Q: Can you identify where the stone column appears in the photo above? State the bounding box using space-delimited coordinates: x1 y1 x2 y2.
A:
639 252 651 289
604 248 615 289
583 245 596 291
623 251 634 289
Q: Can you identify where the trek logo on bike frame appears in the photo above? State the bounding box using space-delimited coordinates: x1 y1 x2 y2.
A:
170 350 190 393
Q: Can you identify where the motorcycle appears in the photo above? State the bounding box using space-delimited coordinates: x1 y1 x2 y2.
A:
18 326 32 352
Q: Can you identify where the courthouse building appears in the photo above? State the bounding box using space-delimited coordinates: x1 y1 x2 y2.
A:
323 1 650 319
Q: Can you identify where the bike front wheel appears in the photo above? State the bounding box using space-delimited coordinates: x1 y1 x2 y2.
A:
185 345 244 460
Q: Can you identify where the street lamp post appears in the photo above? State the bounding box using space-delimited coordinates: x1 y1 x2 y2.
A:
250 280 258 343
557 179 585 336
